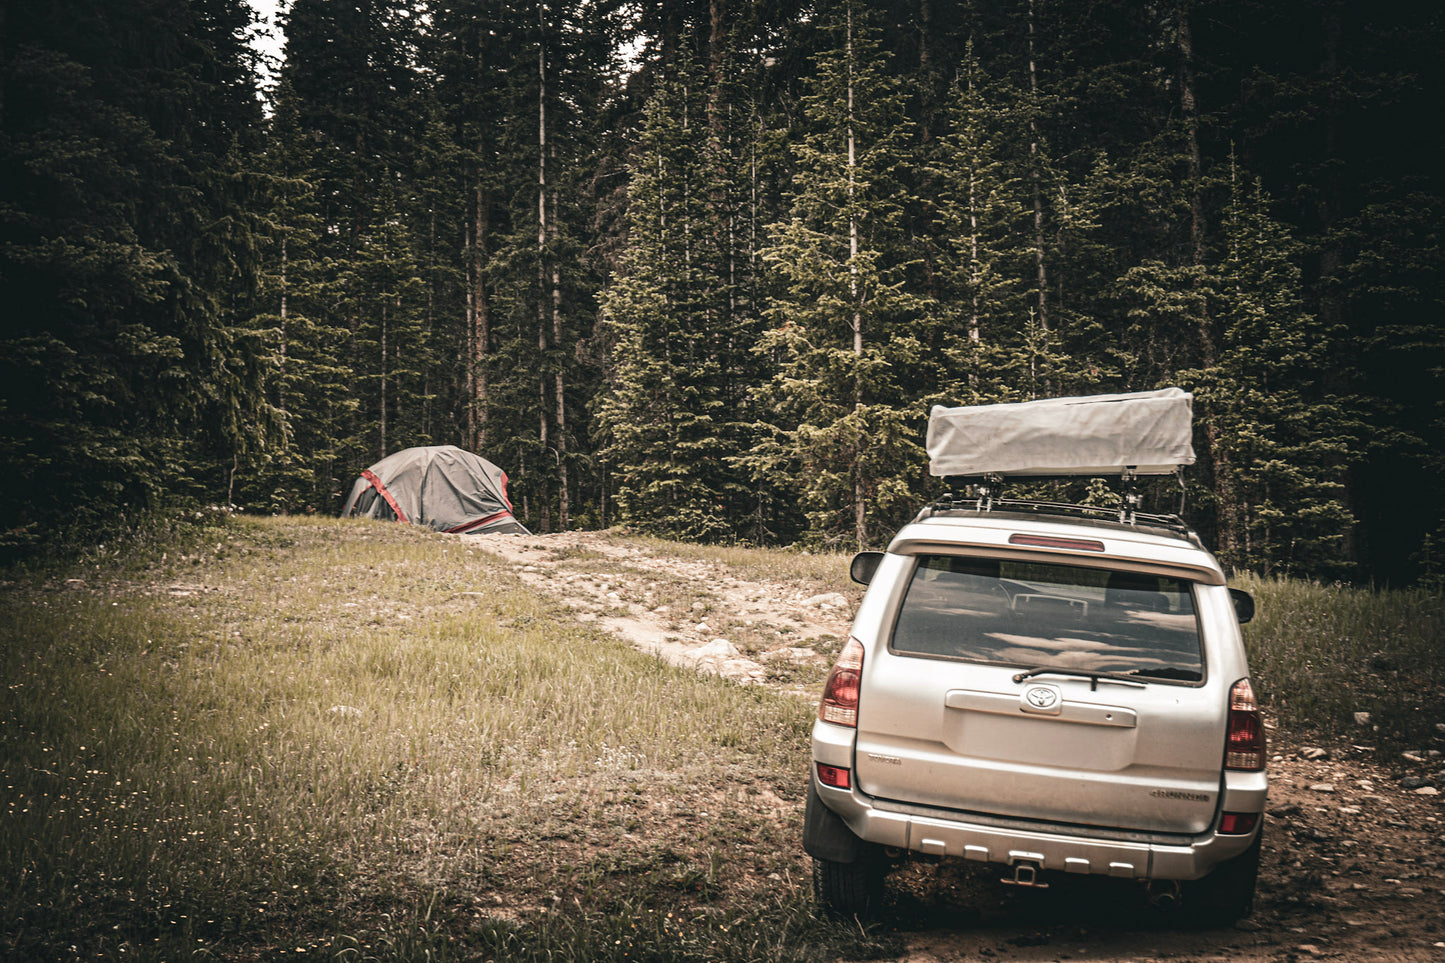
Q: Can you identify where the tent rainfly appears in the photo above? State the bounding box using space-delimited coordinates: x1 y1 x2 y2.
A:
340 446 530 535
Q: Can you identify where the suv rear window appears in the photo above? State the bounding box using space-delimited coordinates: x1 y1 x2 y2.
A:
891 555 1204 681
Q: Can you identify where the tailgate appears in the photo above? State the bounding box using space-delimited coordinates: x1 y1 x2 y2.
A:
855 661 1224 834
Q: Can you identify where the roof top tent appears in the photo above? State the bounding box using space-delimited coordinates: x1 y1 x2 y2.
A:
340 446 531 535
926 388 1196 479
925 388 1197 523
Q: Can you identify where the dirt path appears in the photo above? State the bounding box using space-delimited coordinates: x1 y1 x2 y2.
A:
468 531 1445 962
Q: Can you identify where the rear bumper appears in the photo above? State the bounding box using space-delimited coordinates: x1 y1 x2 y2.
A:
812 725 1266 881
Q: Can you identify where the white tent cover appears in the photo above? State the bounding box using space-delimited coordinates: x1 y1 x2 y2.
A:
927 388 1196 478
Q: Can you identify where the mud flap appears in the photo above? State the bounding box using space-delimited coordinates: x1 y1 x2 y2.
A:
803 780 865 864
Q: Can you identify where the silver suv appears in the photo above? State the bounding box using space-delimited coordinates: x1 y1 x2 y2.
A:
805 495 1266 925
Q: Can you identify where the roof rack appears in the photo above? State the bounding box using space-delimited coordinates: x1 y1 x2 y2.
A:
925 471 1195 538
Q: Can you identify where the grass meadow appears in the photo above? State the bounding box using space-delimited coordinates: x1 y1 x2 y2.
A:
2 512 1441 960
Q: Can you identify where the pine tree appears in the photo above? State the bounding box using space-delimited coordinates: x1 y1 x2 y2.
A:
595 44 750 541
925 46 1033 407
751 3 932 549
239 80 360 512
1189 166 1362 577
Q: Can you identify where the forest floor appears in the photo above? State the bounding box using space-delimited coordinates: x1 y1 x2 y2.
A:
471 530 1445 963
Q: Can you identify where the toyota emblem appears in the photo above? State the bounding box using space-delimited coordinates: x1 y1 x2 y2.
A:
1025 685 1059 709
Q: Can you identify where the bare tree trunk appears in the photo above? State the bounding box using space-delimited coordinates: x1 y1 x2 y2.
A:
379 303 388 459
1178 0 1207 281
1178 0 1235 563
844 4 867 549
707 0 727 137
473 185 491 449
464 199 477 449
1027 0 1048 332
536 5 552 532
279 234 288 421
552 226 568 527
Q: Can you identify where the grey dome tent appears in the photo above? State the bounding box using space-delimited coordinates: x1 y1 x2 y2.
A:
341 446 530 535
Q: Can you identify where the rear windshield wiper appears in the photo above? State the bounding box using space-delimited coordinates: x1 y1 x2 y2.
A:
1011 667 1146 689
1011 665 1202 687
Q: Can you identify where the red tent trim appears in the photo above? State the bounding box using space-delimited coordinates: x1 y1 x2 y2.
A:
445 511 517 534
361 469 410 524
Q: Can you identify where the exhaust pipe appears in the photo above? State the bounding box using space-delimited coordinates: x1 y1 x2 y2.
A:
1146 879 1182 910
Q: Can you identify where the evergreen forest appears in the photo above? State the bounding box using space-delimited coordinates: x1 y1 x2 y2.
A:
3 0 1443 585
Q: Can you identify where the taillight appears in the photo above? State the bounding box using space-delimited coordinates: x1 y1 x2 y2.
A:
817 763 851 789
1219 812 1259 835
1224 678 1265 771
819 637 865 727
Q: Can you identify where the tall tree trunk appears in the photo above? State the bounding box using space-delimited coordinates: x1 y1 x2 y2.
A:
551 206 568 527
1178 0 1207 278
1026 0 1048 333
845 3 866 549
1179 0 1235 564
279 234 289 421
379 303 388 458
536 4 552 531
1317 0 1352 565
707 0 727 136
470 183 491 450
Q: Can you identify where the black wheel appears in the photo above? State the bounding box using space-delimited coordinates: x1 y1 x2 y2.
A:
1183 828 1262 927
812 850 886 918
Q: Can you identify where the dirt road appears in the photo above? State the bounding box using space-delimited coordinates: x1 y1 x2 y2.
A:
470 530 1445 962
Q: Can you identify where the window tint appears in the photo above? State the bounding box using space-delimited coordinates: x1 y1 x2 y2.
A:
891 555 1204 680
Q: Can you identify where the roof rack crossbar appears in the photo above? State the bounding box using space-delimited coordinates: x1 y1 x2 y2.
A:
929 470 1193 537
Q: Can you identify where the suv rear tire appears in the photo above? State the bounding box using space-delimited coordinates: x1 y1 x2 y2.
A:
812 851 885 918
1183 828 1263 927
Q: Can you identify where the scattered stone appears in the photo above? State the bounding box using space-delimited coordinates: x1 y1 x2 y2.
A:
1339 806 1361 815
1402 751 1427 763
1234 919 1263 932
1401 776 1428 790
63 578 87 591
802 592 848 610
693 649 766 684
760 646 817 663
1302 747 1330 761
1309 783 1336 793
691 639 740 661
1296 945 1321 956
694 621 711 634
1415 786 1440 796
1353 711 1372 725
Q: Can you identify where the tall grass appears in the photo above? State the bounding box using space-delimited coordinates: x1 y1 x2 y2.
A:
0 517 892 961
1237 574 1445 751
